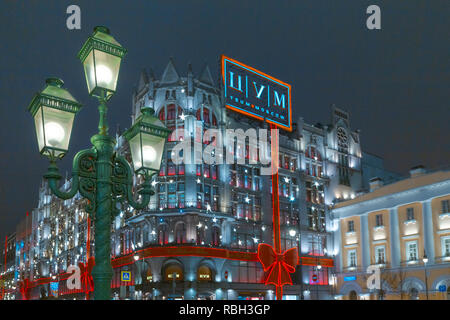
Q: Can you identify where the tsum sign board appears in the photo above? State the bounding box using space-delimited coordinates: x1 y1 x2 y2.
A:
221 55 292 131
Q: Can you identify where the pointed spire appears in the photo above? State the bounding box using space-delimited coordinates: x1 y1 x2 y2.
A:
138 69 149 91
160 57 180 84
199 64 214 85
148 67 156 80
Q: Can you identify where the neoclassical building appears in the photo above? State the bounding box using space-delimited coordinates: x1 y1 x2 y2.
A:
332 166 450 300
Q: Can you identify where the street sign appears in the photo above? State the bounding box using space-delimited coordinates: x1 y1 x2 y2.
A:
121 271 131 282
221 55 292 131
439 285 446 292
50 281 59 297
312 274 318 282
344 276 357 282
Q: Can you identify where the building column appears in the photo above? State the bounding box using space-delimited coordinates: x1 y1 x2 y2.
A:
422 200 435 263
389 207 400 268
332 216 343 273
360 214 370 269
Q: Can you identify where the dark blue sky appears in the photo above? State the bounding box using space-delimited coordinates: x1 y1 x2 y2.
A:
0 1 449 239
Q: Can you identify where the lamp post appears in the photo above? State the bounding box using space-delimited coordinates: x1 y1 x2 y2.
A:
422 250 429 300
28 26 170 300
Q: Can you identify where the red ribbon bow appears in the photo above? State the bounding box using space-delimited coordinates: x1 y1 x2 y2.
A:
19 278 31 300
257 243 298 287
78 257 95 294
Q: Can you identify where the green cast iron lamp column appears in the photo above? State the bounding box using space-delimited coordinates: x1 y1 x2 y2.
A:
28 26 170 300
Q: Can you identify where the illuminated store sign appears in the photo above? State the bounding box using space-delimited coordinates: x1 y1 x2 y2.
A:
221 55 292 131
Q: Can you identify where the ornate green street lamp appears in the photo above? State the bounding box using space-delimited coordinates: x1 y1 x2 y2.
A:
28 78 82 160
28 26 170 300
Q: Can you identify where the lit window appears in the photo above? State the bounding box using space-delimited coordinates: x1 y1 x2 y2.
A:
406 208 415 221
375 246 385 264
348 220 355 232
406 241 418 261
348 250 357 267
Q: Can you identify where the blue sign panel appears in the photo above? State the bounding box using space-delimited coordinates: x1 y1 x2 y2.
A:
344 276 357 282
439 285 446 292
121 271 131 282
50 281 59 297
221 55 292 131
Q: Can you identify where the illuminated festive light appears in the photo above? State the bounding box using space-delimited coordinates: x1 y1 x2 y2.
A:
289 229 296 237
179 113 186 120
261 226 266 231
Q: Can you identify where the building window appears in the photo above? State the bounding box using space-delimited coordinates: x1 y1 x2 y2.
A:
305 146 323 177
442 236 450 257
164 264 183 281
406 208 415 221
406 241 418 261
348 250 357 268
197 265 213 281
347 220 355 232
375 246 385 264
375 214 383 227
442 200 450 213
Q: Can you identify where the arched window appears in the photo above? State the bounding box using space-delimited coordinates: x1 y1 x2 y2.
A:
158 224 169 245
337 127 350 186
197 265 213 282
337 127 348 149
164 264 183 281
349 290 358 300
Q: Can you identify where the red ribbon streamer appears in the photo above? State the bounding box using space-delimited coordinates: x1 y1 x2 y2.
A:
18 278 31 300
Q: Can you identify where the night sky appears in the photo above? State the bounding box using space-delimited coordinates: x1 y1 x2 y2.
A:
0 1 448 240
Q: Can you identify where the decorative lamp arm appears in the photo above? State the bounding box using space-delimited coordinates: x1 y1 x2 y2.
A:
44 161 79 200
44 148 97 201
115 155 154 210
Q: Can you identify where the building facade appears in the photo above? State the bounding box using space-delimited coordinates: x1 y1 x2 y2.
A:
2 58 390 300
332 166 450 300
108 59 364 300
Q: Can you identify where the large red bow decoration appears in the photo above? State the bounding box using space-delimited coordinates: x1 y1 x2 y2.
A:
258 243 298 287
19 278 31 300
78 257 95 294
